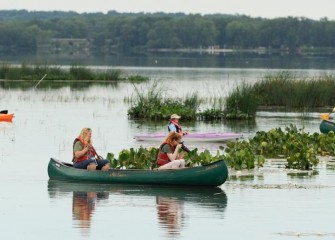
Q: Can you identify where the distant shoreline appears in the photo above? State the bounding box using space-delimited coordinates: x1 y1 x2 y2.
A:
148 47 335 55
149 48 235 53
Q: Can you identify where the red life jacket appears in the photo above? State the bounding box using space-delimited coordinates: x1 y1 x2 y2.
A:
72 137 96 163
156 143 175 166
168 119 183 134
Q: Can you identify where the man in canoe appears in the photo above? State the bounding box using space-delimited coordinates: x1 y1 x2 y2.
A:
168 114 188 136
73 128 110 171
156 131 186 169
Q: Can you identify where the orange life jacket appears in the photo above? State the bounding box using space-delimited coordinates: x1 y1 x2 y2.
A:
72 137 96 163
156 143 175 166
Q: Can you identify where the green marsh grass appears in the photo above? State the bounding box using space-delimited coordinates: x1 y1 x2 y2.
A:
127 81 199 120
252 72 335 109
127 75 149 83
0 64 147 83
0 64 148 89
224 83 259 118
198 83 258 120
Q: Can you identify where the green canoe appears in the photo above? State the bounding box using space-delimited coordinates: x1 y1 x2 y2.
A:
48 158 229 187
320 120 335 133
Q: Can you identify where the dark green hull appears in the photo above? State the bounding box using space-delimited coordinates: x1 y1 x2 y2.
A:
48 158 228 187
320 120 335 133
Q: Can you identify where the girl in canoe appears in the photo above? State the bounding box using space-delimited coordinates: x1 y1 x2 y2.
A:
73 127 110 171
156 131 186 169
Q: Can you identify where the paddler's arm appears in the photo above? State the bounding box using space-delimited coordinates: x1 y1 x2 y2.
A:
74 146 89 158
167 144 182 161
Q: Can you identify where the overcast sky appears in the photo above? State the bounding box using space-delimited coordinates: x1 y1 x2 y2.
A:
0 0 334 20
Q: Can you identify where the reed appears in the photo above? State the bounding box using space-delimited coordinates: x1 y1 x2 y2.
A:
69 65 94 80
224 83 259 119
128 81 165 119
128 82 198 120
252 72 335 108
197 95 226 120
127 75 149 83
0 64 125 81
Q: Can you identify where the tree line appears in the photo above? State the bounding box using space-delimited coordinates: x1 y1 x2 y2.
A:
0 10 334 55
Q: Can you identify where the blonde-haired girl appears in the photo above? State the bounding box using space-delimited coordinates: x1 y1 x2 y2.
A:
73 128 110 171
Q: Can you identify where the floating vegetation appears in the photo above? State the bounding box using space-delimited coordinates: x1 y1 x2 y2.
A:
106 145 224 169
225 124 335 170
225 182 329 189
276 231 335 237
105 124 335 171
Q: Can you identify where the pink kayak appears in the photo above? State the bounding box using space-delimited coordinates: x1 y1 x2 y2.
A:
134 132 243 142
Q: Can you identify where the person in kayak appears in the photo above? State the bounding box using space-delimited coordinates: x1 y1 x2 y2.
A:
73 127 110 171
156 131 186 169
168 114 188 136
168 114 191 153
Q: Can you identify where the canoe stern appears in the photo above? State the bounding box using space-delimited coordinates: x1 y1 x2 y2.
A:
320 120 335 133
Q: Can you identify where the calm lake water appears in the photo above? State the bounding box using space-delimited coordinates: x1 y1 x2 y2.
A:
1 64 335 239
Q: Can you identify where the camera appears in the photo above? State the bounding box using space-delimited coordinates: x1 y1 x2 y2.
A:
180 141 190 153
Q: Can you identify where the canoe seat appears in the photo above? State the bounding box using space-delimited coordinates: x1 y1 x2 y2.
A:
64 162 74 167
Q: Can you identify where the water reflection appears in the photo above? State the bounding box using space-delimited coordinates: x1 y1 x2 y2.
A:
48 180 110 236
154 187 227 237
157 196 185 237
48 180 228 237
72 191 109 231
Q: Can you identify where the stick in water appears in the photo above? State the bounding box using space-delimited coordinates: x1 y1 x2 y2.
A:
34 74 47 88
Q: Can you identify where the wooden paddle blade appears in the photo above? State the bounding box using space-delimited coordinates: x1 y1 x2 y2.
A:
320 113 330 120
